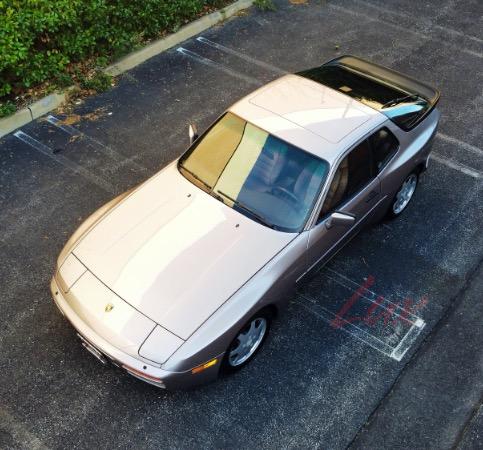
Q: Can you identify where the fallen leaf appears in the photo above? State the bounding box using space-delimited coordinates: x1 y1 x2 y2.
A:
59 114 81 125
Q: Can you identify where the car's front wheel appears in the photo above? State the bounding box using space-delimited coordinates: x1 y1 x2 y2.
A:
222 309 272 373
387 172 419 218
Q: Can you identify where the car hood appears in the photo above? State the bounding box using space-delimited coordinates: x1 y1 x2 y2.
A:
73 163 295 340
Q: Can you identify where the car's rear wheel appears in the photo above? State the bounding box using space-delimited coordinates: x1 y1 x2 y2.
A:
387 172 419 218
222 309 272 373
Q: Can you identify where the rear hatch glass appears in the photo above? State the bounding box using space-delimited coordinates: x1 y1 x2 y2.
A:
297 56 440 131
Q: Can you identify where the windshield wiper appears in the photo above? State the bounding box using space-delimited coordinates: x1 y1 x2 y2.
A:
382 94 420 109
216 190 276 229
179 164 211 191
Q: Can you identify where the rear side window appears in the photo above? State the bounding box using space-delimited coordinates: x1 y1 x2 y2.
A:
368 127 399 173
345 139 373 198
320 139 374 215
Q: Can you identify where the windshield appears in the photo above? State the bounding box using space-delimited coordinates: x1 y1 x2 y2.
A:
178 113 329 232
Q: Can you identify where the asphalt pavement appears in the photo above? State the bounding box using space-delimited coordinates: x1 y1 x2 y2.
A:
0 0 482 449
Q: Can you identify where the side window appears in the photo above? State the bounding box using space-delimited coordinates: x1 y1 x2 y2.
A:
319 139 373 217
368 127 399 173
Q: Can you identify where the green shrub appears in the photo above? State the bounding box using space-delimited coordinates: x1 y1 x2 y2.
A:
0 100 16 118
54 72 74 88
79 70 112 92
0 1 224 100
254 0 276 11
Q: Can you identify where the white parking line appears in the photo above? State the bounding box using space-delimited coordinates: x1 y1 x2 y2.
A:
424 181 482 254
13 131 116 194
176 47 261 86
296 294 425 362
325 267 421 324
46 115 148 174
196 37 288 75
296 296 397 357
437 133 483 157
296 269 426 361
0 408 50 450
430 153 483 179
328 3 483 59
353 0 483 46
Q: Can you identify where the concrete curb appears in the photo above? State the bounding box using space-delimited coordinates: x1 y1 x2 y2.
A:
105 0 254 77
0 108 32 137
0 92 69 138
0 0 254 139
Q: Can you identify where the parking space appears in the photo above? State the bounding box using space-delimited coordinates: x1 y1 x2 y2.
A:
1 0 482 448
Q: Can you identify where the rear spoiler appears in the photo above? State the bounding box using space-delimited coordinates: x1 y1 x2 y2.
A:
327 55 440 106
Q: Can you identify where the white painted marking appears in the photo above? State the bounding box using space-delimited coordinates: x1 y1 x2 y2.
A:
176 47 260 86
196 37 287 75
46 115 148 173
296 296 396 356
433 24 483 45
328 3 483 59
46 114 81 136
423 180 482 253
325 268 421 324
13 131 116 193
390 320 426 361
437 133 483 157
0 408 50 450
296 268 426 361
353 0 483 46
430 153 483 179
415 318 425 328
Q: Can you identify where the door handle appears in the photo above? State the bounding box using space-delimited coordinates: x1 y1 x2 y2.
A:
365 190 378 203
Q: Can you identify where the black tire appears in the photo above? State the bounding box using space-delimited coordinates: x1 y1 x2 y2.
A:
221 308 273 374
386 171 419 219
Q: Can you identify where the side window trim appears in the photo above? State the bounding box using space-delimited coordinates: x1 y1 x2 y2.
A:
306 123 396 230
368 126 400 175
313 138 376 225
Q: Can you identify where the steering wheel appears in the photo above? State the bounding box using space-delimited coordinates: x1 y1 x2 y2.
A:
272 186 299 204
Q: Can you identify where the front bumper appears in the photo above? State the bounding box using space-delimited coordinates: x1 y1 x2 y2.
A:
50 276 221 389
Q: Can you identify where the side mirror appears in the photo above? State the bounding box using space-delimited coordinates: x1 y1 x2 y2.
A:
325 211 355 229
188 123 198 144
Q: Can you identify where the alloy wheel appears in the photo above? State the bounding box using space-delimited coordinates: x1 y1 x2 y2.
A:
392 173 418 215
228 317 267 367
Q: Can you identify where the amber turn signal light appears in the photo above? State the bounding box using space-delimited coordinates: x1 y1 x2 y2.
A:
191 358 218 374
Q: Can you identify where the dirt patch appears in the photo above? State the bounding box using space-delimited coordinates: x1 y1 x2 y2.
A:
51 106 110 127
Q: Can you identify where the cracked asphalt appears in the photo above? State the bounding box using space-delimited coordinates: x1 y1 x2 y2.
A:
0 0 482 449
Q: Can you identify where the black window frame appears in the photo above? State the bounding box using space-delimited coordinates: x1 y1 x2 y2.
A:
367 126 400 175
316 138 377 223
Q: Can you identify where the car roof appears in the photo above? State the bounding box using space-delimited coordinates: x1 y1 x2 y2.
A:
228 74 387 165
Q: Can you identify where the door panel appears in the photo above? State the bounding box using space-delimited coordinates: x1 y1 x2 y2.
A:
306 176 381 274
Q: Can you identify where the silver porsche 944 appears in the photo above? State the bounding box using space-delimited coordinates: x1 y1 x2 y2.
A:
51 56 440 389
